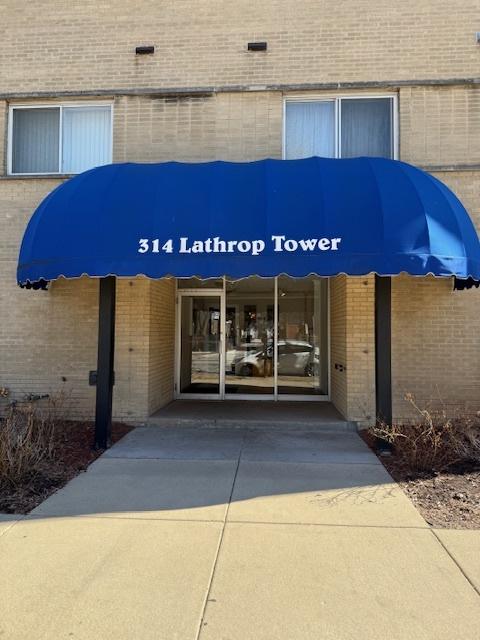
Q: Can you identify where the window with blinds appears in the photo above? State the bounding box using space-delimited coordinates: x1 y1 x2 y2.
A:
284 96 396 160
9 104 112 175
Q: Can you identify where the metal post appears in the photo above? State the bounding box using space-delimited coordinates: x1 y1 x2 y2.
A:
94 276 116 449
375 275 392 427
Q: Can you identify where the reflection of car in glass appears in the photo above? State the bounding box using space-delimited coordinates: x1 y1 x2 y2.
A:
231 340 319 377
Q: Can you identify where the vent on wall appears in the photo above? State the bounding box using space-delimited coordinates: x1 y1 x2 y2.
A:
247 42 267 52
136 45 155 55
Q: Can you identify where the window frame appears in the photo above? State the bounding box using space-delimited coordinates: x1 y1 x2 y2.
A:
282 93 399 161
7 101 114 176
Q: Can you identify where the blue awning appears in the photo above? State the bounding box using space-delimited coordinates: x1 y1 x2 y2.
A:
17 157 480 286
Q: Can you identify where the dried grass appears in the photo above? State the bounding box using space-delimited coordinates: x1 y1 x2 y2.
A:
370 393 480 473
0 394 64 487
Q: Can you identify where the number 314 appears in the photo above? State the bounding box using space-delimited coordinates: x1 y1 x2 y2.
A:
138 239 173 254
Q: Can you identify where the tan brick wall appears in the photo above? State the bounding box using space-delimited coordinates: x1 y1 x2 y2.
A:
400 86 480 166
0 179 93 416
1 1 478 95
329 276 376 425
113 92 283 163
392 275 480 421
433 171 480 232
113 278 151 421
113 277 176 421
328 260 480 427
345 277 376 426
148 279 176 414
391 170 480 422
0 177 171 421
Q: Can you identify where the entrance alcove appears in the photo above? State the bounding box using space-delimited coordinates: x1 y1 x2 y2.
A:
16 158 480 446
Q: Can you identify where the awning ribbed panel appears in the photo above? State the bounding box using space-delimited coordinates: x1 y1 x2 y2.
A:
17 157 480 286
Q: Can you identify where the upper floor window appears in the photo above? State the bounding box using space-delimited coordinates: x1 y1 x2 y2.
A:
8 103 112 175
284 96 396 160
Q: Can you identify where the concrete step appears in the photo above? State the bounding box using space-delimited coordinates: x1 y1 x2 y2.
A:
145 400 357 432
145 415 357 432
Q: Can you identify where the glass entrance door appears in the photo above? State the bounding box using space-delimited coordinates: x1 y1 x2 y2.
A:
178 293 223 396
176 277 330 400
225 278 275 396
277 276 329 396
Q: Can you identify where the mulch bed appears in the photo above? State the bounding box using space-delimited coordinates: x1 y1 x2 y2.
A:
361 431 480 529
0 421 133 515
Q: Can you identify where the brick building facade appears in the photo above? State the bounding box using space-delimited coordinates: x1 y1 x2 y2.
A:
1 1 479 426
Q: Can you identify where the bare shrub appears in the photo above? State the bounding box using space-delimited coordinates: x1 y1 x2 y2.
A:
0 396 59 486
370 393 480 473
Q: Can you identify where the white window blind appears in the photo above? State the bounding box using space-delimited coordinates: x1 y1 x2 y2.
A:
285 101 335 159
10 104 112 175
62 106 111 174
341 98 392 159
285 97 394 160
12 108 60 174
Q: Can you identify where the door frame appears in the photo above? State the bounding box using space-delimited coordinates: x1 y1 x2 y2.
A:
174 278 331 401
175 289 226 400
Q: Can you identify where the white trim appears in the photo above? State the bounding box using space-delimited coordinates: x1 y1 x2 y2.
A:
6 103 13 175
336 97 341 159
109 100 115 165
7 101 113 176
283 91 397 102
282 93 399 160
392 94 399 160
8 101 113 107
58 105 63 174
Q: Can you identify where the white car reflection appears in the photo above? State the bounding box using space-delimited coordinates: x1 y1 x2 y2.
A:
230 340 319 378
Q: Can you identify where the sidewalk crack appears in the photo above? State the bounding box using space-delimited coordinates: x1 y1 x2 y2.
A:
195 431 247 639
430 528 480 598
0 517 25 539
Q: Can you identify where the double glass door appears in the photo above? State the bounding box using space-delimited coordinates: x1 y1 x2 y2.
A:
176 276 329 400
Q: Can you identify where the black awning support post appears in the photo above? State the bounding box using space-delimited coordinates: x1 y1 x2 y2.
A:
375 275 393 440
94 276 116 449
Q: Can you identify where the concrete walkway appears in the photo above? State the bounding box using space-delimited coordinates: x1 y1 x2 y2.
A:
1 427 479 639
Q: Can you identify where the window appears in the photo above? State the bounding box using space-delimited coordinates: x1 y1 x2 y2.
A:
284 96 396 160
9 104 112 175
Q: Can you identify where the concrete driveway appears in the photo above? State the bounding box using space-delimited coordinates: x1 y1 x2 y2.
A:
1 426 479 639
